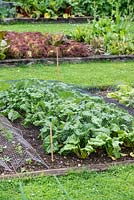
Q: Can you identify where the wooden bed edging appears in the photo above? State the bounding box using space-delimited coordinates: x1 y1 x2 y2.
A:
0 17 93 24
0 55 134 66
0 159 134 180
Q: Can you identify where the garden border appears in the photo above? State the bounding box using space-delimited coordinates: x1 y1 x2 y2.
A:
0 17 93 24
1 55 134 66
0 159 134 180
0 81 134 179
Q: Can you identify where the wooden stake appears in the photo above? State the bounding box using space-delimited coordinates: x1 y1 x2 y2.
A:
50 120 54 162
56 46 60 80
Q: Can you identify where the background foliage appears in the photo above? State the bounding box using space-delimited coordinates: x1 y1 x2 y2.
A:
2 0 134 18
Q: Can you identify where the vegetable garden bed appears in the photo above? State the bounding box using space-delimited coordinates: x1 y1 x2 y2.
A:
1 29 134 66
1 13 134 179
0 17 93 24
1 15 134 61
0 80 134 177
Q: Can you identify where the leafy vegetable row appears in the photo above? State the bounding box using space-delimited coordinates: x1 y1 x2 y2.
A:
3 0 134 19
70 16 134 55
0 31 93 60
0 80 134 159
108 85 134 108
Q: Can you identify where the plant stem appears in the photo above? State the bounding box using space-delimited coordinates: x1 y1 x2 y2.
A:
56 46 60 80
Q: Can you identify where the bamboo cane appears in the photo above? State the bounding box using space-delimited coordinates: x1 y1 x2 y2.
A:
50 120 54 162
56 46 60 80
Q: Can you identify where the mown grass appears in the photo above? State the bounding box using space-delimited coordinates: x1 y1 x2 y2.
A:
0 21 134 34
0 61 134 90
0 23 88 34
0 165 134 200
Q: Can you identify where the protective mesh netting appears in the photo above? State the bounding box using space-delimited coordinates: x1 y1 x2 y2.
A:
0 115 48 173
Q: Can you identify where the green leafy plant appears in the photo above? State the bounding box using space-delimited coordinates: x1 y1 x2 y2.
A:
0 31 9 60
107 85 134 108
0 80 134 159
70 15 134 55
12 0 79 18
8 0 134 19
0 125 13 142
0 5 16 19
70 26 89 42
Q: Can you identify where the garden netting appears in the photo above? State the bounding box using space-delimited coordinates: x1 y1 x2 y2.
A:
0 115 48 173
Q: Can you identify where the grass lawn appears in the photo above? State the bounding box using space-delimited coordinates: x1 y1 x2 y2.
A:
0 21 134 91
0 61 134 90
0 23 88 34
0 21 134 34
0 165 134 200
